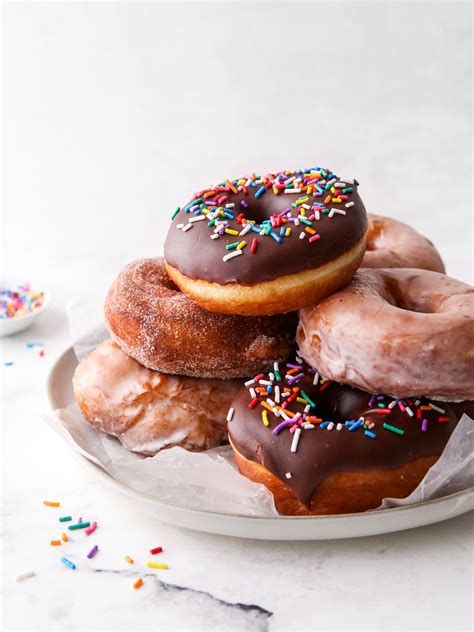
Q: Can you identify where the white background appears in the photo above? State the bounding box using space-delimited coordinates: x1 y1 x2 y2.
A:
1 2 473 631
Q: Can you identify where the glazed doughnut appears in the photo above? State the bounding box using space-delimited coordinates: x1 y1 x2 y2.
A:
363 214 445 272
73 339 241 455
228 360 472 515
105 257 297 378
297 268 474 401
164 167 368 316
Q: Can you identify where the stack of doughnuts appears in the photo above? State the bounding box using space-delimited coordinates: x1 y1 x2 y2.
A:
73 167 474 514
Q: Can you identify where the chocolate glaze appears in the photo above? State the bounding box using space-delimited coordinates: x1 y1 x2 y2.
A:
228 367 472 507
164 170 368 285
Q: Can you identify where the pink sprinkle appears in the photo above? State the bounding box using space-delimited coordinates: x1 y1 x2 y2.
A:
85 521 98 535
309 234 320 243
398 401 406 412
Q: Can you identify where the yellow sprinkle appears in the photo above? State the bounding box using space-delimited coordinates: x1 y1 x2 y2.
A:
305 227 316 235
61 533 68 542
307 185 313 195
237 241 247 250
125 556 134 564
296 397 307 404
133 578 143 590
272 185 280 195
262 410 269 426
295 197 309 205
225 228 239 236
299 208 306 216
147 562 169 570
331 186 336 193
285 227 291 237
332 197 342 203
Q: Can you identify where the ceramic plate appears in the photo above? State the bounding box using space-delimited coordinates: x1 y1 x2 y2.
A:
46 346 474 540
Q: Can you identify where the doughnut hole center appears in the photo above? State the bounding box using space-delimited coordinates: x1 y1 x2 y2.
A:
386 278 434 314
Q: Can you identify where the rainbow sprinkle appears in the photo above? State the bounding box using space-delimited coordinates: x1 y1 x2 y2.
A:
0 283 44 319
236 357 455 455
171 168 359 262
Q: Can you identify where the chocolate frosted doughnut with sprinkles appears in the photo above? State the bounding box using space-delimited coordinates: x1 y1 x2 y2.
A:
228 359 473 515
164 168 368 316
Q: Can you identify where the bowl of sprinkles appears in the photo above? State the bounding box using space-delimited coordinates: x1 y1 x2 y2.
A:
0 279 50 336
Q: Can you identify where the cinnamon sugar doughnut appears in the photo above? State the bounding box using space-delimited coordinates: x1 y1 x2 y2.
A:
363 214 445 272
164 167 368 316
73 339 241 455
105 258 297 379
228 360 472 515
297 268 474 401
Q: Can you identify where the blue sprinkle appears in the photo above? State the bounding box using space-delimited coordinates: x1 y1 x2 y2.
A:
270 231 282 244
4 362 14 366
266 385 272 394
279 227 285 237
60 557 76 570
255 186 266 199
364 430 377 439
320 421 330 429
348 419 364 431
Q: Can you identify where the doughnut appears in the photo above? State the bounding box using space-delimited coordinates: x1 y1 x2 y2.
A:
105 257 297 378
164 167 368 316
363 214 445 272
228 360 472 515
73 339 241 455
297 268 474 401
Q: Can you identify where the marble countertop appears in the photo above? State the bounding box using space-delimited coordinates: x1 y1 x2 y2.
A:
2 3 473 630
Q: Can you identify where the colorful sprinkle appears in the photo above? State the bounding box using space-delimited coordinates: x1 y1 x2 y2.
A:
133 578 143 590
87 545 99 559
146 562 169 570
60 557 76 570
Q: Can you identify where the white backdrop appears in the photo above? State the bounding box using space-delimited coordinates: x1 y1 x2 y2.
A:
3 1 473 290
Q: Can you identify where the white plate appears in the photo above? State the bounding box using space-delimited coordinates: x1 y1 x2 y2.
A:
47 347 474 540
0 277 51 336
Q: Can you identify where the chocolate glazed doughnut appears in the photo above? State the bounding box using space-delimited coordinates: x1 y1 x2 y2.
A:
164 168 368 316
105 258 297 379
228 361 473 515
363 214 445 272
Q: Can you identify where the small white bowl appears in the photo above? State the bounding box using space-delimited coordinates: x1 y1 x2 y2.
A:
0 278 51 337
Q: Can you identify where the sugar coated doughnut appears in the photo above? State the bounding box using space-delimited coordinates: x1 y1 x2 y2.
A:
164 168 368 316
73 339 241 455
228 359 472 515
297 268 474 401
363 214 445 272
105 258 297 378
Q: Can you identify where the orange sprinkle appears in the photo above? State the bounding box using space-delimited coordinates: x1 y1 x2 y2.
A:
203 191 216 199
61 533 68 542
324 194 331 204
125 556 134 564
50 540 61 546
133 578 143 590
305 226 316 235
43 500 60 507
287 367 300 375
276 406 296 418
226 179 238 194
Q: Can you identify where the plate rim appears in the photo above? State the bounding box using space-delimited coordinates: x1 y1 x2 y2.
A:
47 344 474 523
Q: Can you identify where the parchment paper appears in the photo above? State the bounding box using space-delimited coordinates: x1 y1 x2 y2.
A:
41 298 473 517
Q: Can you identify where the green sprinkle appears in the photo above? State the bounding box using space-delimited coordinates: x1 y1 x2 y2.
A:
68 522 91 531
265 225 272 235
274 370 281 382
342 187 353 193
59 516 72 523
299 218 312 226
383 423 405 436
300 390 316 408
321 169 327 177
208 219 216 226
171 207 180 220
225 242 239 250
377 403 385 408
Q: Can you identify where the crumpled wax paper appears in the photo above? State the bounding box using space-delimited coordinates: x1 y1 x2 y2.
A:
41 297 473 517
